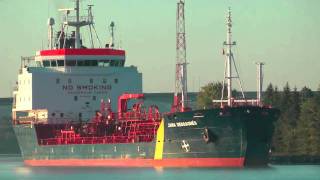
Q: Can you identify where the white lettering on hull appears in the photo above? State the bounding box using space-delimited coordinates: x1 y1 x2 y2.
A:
167 120 197 128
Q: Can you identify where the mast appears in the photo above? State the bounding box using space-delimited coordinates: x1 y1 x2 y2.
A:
172 0 189 112
225 7 234 106
75 0 80 48
256 62 264 106
221 8 245 107
213 8 262 107
47 18 55 50
60 0 94 49
109 21 115 48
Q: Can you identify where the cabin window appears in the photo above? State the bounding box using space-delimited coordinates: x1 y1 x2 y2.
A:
114 78 118 84
110 61 116 67
74 96 78 101
43 61 50 67
98 61 104 67
92 96 96 101
92 60 98 66
102 78 107 83
60 113 64 118
51 113 55 117
57 60 64 67
89 78 94 84
56 78 60 84
84 60 91 66
78 60 85 66
68 78 72 84
98 60 111 67
66 60 76 66
51 60 57 67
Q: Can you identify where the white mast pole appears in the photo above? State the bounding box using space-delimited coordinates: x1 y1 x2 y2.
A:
256 62 264 106
75 0 81 49
226 8 233 106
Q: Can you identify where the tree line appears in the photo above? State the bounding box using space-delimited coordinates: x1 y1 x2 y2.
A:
264 83 320 156
197 82 320 156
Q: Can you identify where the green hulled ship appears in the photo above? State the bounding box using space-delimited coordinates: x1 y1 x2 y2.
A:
14 104 278 167
12 1 279 167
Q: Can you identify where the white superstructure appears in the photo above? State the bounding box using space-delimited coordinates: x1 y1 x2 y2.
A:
12 1 142 123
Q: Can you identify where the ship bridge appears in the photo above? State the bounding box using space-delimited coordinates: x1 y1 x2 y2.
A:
12 0 142 124
35 48 126 68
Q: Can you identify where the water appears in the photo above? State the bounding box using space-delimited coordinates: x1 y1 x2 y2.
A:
0 156 319 180
1 96 320 179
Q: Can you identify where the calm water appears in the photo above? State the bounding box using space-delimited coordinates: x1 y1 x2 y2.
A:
1 96 320 179
0 157 319 180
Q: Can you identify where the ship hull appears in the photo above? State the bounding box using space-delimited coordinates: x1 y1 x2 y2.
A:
24 158 244 167
13 106 278 167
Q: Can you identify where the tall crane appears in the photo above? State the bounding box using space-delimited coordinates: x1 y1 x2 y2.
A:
172 0 190 112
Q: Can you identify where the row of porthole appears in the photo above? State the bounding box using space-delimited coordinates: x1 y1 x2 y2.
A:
56 78 119 84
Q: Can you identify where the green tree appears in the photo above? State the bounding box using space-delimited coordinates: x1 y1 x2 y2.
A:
296 98 320 155
280 82 291 112
272 83 300 154
196 82 227 109
300 86 314 102
263 83 274 106
273 86 281 108
286 87 301 154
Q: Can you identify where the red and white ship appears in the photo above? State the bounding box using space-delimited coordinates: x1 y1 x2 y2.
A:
12 1 142 123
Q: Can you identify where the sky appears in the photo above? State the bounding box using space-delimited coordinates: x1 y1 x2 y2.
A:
0 0 320 97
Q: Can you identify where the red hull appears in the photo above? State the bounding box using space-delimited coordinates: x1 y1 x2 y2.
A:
25 158 245 167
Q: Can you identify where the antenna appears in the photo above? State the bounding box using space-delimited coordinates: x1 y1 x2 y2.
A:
172 0 190 112
109 21 115 48
47 17 55 49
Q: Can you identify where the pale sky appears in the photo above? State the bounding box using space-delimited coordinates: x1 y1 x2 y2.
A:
0 0 320 97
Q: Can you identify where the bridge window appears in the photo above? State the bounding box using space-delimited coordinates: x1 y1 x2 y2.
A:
43 61 50 67
98 60 111 67
51 60 57 67
57 60 64 67
77 60 85 66
66 60 76 66
110 61 117 67
90 60 98 66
